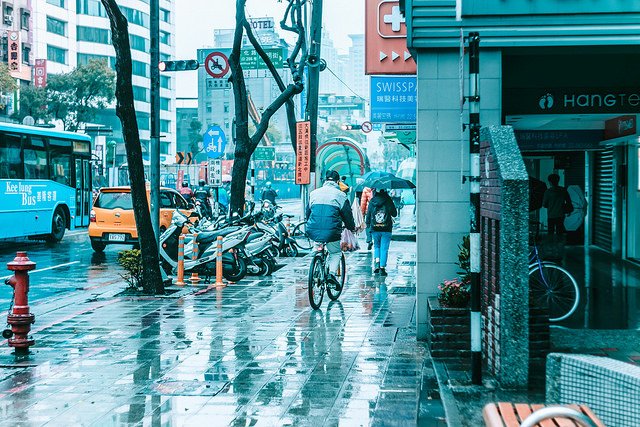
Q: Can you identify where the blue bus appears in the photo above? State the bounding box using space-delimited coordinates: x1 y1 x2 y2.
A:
0 123 92 241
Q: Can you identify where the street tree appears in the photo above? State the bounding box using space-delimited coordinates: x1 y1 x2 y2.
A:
13 86 49 123
0 62 16 94
228 0 307 214
187 118 203 160
101 0 164 294
14 60 115 130
47 59 116 131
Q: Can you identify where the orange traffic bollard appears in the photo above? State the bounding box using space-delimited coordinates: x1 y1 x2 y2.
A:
215 236 225 288
4 252 36 356
190 233 200 284
176 234 185 286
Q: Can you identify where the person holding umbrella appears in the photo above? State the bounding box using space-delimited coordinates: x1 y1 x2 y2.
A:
366 188 397 276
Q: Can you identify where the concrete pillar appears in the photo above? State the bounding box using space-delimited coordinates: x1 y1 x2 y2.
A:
415 49 502 339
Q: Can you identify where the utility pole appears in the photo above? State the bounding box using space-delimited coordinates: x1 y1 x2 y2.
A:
467 32 482 386
303 0 322 216
149 0 161 245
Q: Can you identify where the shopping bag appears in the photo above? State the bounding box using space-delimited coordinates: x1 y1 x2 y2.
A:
341 229 360 252
351 199 365 233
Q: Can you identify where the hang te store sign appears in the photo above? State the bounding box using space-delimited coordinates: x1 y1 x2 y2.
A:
370 76 417 123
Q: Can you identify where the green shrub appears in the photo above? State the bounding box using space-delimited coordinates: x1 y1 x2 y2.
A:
117 249 143 290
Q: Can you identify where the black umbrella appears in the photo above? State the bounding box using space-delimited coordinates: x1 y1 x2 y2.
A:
355 171 395 192
529 176 547 212
367 175 416 190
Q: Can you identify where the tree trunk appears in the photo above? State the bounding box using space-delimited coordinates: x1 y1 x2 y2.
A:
101 0 164 294
228 0 306 213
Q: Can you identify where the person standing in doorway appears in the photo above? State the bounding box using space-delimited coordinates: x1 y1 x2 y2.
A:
543 173 573 235
366 188 397 276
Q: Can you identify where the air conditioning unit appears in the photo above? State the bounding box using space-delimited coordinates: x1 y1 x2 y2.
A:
3 15 12 25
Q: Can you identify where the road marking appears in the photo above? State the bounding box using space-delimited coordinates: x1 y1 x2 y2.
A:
0 261 80 280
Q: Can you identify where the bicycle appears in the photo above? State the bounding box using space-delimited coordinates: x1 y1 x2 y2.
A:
308 243 346 310
291 220 313 251
528 222 580 322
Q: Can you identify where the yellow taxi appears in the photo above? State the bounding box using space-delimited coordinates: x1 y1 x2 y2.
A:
89 186 193 252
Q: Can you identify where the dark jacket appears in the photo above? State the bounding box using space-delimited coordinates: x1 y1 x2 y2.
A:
366 192 397 233
306 181 356 242
542 185 570 219
262 188 278 205
194 186 210 201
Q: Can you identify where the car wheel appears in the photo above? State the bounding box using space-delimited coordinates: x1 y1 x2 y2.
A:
91 239 107 253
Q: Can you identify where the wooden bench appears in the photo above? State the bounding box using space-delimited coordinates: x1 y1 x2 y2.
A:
483 402 605 427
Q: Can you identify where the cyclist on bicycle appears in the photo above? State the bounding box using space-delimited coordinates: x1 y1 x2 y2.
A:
306 170 356 285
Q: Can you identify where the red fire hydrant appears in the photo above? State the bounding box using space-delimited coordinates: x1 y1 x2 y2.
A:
5 252 36 356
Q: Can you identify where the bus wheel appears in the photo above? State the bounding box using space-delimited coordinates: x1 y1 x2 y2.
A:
46 208 66 243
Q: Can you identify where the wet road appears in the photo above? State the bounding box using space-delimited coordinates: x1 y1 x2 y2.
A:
0 231 127 310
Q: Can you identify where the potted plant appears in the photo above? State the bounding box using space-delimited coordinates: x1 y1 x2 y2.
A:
428 236 472 361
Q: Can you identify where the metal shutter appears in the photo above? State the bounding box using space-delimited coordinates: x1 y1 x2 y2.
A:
592 149 614 251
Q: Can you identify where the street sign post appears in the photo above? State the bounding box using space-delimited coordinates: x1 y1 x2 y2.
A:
254 146 276 161
204 51 230 78
295 121 311 185
209 159 222 187
203 125 227 159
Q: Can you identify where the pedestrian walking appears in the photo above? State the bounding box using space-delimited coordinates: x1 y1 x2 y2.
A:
366 189 397 276
360 186 374 250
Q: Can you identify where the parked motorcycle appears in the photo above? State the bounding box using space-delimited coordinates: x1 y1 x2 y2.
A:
158 210 250 282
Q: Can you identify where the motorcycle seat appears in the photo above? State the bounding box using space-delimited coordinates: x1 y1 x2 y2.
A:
246 232 266 243
196 227 239 244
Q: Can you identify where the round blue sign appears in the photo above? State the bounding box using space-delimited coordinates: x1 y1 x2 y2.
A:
203 125 227 159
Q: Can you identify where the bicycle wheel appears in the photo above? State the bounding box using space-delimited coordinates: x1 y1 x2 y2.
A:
327 253 346 301
529 263 580 322
308 255 324 310
292 221 313 250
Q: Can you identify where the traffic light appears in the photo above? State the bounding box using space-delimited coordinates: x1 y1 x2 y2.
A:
341 124 362 130
158 59 199 72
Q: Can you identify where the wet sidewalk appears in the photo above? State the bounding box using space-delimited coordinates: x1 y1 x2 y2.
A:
0 242 444 426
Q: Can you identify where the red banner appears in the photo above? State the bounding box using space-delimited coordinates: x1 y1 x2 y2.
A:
295 121 311 185
34 59 47 88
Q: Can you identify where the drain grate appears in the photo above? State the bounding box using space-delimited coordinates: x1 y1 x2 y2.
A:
390 287 416 295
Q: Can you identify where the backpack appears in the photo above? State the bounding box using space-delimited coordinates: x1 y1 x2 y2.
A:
372 203 389 230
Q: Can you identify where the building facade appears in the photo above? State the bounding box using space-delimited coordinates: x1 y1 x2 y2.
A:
403 0 640 338
31 0 176 165
0 0 33 117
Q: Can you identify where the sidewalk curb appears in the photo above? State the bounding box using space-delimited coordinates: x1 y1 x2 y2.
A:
433 360 464 427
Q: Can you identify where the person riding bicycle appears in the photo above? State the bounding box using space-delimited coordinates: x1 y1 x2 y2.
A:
306 170 356 286
261 182 278 206
194 179 212 219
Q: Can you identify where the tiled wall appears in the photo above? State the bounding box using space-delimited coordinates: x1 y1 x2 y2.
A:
415 49 502 339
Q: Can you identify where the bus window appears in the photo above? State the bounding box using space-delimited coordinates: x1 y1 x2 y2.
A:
24 149 48 180
0 134 22 179
50 150 72 186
